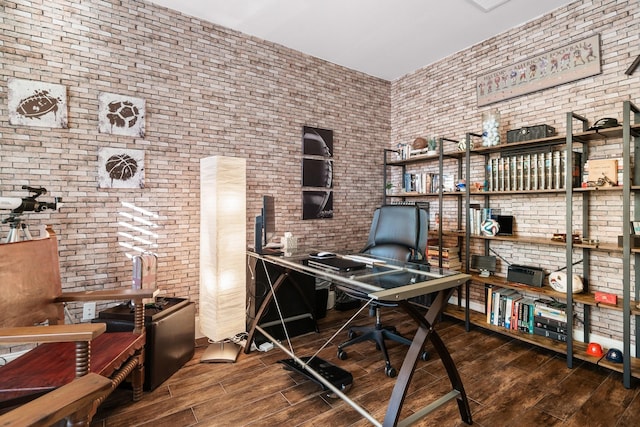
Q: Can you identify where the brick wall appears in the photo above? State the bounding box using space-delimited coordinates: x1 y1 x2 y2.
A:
2 0 638 345
0 0 390 322
391 0 640 342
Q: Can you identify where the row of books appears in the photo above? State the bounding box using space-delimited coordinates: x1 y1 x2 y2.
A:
486 150 582 192
486 288 569 342
403 173 455 193
468 205 495 236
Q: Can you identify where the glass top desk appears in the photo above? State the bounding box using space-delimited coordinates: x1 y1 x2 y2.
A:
246 251 472 427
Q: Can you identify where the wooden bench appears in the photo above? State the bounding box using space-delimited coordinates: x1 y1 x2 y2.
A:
0 226 155 426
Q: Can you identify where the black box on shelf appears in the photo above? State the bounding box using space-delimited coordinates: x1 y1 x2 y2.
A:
507 124 556 143
507 264 544 287
618 235 640 248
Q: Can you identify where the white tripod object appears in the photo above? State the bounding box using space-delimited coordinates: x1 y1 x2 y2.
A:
4 216 33 243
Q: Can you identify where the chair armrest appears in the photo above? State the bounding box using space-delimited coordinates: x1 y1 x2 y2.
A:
0 323 106 345
0 373 111 427
56 288 157 303
57 289 156 335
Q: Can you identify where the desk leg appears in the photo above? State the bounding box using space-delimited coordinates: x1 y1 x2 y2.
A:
245 266 319 354
383 289 472 427
245 272 288 354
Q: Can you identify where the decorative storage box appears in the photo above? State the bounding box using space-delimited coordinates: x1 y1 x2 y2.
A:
507 124 556 143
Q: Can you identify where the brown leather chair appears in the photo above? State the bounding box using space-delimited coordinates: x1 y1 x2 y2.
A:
0 227 155 426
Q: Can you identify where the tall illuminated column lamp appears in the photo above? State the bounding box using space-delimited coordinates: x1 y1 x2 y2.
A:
200 155 247 363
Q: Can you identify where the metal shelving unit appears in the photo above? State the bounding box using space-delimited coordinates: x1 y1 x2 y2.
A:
459 103 640 388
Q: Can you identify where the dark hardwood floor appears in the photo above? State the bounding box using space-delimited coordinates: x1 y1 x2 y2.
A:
92 306 640 426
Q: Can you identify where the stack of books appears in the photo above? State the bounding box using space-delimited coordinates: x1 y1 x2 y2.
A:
532 298 568 342
486 288 535 333
427 246 461 270
485 291 570 342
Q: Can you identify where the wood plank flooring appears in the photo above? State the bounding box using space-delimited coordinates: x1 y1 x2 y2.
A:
92 306 640 426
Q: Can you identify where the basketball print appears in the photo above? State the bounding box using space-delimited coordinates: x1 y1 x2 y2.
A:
105 153 139 181
98 148 145 189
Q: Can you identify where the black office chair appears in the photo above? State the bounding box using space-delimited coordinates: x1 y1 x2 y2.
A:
337 205 429 377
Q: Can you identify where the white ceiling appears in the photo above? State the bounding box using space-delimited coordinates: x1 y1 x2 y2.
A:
147 0 575 81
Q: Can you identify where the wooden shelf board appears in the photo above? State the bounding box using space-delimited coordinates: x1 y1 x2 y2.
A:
573 186 624 192
467 234 622 253
468 274 638 311
467 124 640 155
444 305 640 379
386 151 464 166
387 191 463 198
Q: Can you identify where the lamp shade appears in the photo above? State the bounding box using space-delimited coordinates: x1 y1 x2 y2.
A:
200 156 246 343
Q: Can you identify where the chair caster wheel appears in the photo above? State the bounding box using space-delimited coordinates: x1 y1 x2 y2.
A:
348 330 357 339
385 365 397 378
421 350 429 361
337 349 348 360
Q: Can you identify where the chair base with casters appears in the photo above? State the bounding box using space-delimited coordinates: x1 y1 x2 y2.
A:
336 204 431 377
337 303 429 378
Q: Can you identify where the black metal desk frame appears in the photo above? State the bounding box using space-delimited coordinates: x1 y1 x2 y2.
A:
245 252 472 427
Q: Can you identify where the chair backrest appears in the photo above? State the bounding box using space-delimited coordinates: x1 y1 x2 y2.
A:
0 226 63 328
361 205 428 262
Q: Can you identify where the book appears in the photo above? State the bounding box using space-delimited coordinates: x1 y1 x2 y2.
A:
511 296 523 330
516 155 524 191
533 314 567 329
427 258 461 269
538 152 546 190
553 150 561 189
533 326 568 342
510 156 517 192
517 297 536 333
492 158 499 192
504 156 510 191
523 153 531 191
534 299 568 322
491 288 502 326
532 153 539 190
545 152 553 189
427 246 460 257
534 317 568 335
486 286 493 324
498 289 518 327
504 292 517 329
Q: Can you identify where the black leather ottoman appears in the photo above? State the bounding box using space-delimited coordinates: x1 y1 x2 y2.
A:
94 297 195 390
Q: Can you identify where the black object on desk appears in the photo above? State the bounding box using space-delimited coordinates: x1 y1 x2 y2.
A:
307 257 365 272
94 297 195 391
